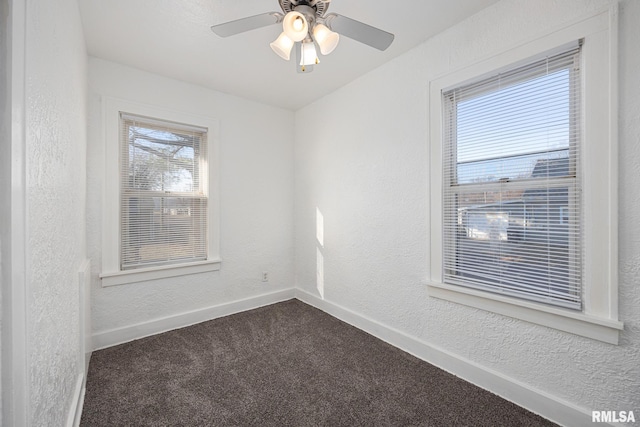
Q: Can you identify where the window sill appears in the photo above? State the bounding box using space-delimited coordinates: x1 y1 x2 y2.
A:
100 259 221 287
427 282 623 345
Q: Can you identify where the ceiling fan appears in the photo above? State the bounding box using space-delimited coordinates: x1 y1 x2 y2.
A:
210 0 394 73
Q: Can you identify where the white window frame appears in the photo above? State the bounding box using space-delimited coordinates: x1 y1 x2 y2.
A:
100 97 221 287
427 6 623 344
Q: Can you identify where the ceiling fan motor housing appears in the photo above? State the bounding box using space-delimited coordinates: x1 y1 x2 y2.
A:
279 0 329 20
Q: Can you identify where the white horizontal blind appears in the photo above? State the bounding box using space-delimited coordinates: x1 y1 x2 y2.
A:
442 43 582 309
120 113 208 270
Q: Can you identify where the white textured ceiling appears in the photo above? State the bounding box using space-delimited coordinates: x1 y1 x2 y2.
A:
80 0 499 110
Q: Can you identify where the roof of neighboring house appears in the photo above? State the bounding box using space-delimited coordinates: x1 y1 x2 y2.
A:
461 157 572 212
530 156 571 178
524 156 570 202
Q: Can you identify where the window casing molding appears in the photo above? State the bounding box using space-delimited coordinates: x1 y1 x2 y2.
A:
100 97 221 287
428 6 622 344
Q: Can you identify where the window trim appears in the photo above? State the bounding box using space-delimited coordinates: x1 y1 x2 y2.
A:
100 97 221 287
427 6 622 344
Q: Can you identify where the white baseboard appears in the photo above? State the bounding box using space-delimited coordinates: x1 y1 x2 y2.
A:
295 289 595 427
92 288 296 350
67 373 85 427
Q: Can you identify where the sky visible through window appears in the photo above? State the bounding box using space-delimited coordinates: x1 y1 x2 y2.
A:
128 125 197 193
456 69 571 184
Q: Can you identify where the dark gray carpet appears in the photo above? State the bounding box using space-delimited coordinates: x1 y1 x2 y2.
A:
80 299 557 426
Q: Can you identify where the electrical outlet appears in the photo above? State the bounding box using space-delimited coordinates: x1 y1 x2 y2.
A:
262 272 269 282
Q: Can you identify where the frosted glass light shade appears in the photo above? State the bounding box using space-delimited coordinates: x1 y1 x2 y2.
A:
300 41 319 66
313 24 339 55
270 32 294 60
283 11 308 42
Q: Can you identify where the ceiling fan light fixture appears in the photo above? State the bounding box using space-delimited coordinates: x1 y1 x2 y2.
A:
270 32 294 60
282 11 309 42
313 23 339 55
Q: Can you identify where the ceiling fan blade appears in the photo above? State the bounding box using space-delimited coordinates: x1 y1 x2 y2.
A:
211 12 283 38
325 13 394 51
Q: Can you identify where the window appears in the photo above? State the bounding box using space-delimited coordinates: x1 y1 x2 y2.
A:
101 98 220 286
442 44 582 310
120 114 208 270
428 7 622 344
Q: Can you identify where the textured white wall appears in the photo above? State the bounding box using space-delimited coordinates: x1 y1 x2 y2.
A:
24 0 88 424
295 0 640 415
87 58 295 333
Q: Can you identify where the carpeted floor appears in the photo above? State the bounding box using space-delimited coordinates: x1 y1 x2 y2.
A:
80 299 557 426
